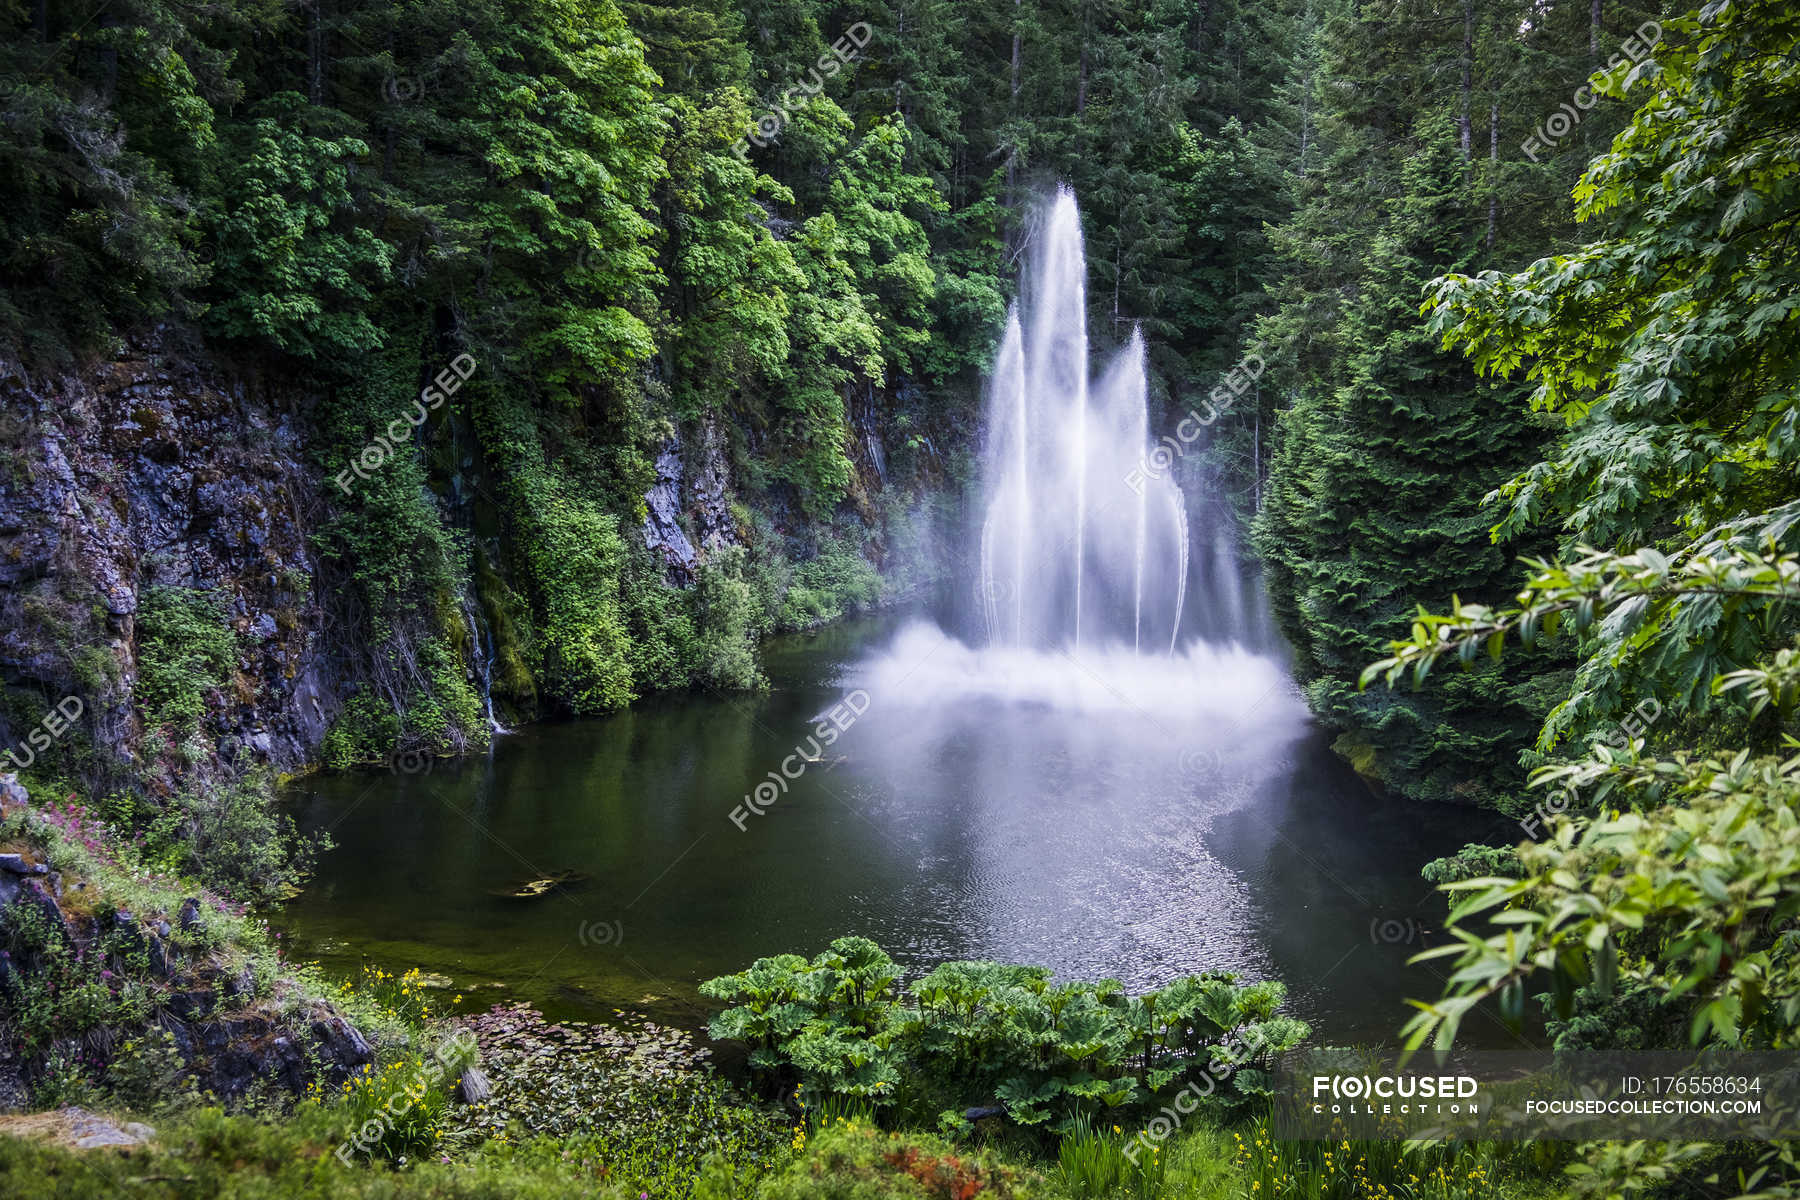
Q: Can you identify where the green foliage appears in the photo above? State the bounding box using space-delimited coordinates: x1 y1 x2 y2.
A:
1426 2 1800 553
1363 539 1800 752
107 1028 207 1115
333 1041 472 1164
0 794 271 1075
701 938 1307 1134
1421 843 1525 888
777 540 884 631
693 546 768 690
1365 10 1800 1195
516 480 637 715
1055 1113 1166 1200
0 1104 654 1199
200 100 394 357
134 587 234 739
145 771 327 905
0 1 213 364
311 352 488 764
1252 23 1577 802
1229 1118 1543 1200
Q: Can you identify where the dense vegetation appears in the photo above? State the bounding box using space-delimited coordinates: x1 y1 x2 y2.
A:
701 937 1307 1128
3 0 1695 821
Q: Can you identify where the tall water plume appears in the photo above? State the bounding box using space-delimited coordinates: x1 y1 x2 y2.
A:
980 187 1190 653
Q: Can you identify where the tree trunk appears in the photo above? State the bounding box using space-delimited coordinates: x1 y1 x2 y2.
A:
1458 0 1473 161
1006 0 1022 258
1076 1 1089 115
1010 0 1022 107
1590 0 1602 60
1252 387 1262 514
1486 101 1499 251
307 0 325 106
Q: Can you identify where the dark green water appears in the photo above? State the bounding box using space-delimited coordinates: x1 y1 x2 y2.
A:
279 613 1525 1049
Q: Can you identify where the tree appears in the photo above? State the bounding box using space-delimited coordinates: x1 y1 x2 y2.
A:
1368 5 1800 1190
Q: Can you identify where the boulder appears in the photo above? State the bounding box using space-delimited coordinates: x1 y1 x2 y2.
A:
0 1107 154 1151
310 1013 374 1068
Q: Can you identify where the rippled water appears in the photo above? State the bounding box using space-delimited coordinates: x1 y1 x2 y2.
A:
280 613 1525 1049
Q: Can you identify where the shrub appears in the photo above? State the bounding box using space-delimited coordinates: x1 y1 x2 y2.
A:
776 540 882 631
701 938 1308 1134
331 1041 472 1164
139 770 326 905
694 547 767 690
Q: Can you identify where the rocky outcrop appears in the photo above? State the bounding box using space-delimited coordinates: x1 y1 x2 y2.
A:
0 778 375 1112
640 416 740 585
642 443 701 581
0 338 332 780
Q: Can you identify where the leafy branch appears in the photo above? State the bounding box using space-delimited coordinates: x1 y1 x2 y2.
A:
1360 542 1800 692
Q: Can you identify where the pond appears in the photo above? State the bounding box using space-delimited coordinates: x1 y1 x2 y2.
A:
280 611 1528 1050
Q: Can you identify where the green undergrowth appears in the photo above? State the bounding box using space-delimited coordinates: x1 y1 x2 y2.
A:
701 937 1308 1131
0 789 413 1104
0 1103 1572 1200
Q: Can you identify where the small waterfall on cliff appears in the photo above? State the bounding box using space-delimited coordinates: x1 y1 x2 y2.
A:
460 594 509 736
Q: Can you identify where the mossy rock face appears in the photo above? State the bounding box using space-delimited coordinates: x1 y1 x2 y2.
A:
0 783 374 1111
1329 730 1385 789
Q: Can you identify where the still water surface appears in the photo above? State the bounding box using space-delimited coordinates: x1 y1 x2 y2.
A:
280 614 1523 1049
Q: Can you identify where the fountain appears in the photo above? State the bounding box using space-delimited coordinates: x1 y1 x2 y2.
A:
857 187 1285 715
981 188 1191 654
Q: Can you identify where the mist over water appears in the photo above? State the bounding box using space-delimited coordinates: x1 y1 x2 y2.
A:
860 621 1304 725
